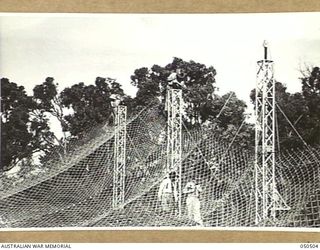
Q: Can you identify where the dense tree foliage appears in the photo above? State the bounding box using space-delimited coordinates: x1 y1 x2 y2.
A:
1 78 52 171
206 92 254 149
2 62 318 172
60 77 130 137
131 57 217 125
131 58 253 148
1 76 129 171
301 66 320 145
33 77 68 151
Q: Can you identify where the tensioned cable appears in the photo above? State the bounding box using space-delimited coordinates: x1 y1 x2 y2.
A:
179 91 237 174
276 103 319 164
276 103 309 148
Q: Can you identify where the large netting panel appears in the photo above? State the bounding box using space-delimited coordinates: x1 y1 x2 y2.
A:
85 106 171 226
91 128 320 228
124 106 167 200
90 127 210 227
202 144 320 228
0 105 169 228
276 147 320 227
175 130 256 227
90 128 255 227
179 137 320 228
0 132 115 228
1 103 319 228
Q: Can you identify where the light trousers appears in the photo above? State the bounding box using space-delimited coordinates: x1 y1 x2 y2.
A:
186 196 203 225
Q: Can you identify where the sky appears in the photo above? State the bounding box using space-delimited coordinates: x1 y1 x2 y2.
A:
1 12 320 130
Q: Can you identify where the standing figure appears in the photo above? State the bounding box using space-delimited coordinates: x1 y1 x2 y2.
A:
183 179 204 226
158 172 178 214
107 94 122 126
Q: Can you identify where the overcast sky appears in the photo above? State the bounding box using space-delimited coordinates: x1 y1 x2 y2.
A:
1 12 320 123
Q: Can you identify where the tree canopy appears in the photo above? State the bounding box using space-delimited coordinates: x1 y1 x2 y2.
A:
301 66 320 145
131 57 217 125
1 78 52 171
1 76 129 171
131 57 253 148
2 62 319 172
60 77 132 137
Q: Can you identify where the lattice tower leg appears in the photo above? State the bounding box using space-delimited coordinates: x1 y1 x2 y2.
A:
255 47 290 226
113 105 127 209
255 57 276 225
166 88 182 217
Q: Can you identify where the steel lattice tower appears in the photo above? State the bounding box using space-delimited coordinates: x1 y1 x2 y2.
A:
255 41 289 225
255 41 276 225
113 105 127 209
166 88 183 216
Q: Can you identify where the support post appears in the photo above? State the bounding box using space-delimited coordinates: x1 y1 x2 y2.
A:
113 105 127 209
255 41 289 226
255 41 276 225
166 88 182 217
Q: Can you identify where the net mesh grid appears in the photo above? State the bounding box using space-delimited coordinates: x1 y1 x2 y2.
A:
0 104 319 228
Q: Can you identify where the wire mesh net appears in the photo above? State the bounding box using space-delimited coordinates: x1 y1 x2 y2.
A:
0 104 319 228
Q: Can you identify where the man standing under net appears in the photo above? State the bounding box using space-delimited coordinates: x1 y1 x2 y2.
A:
183 179 204 226
158 171 178 214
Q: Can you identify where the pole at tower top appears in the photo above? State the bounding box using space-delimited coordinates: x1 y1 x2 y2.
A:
263 40 268 60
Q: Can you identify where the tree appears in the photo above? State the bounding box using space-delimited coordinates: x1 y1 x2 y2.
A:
1 78 52 171
131 57 217 125
1 75 132 171
204 92 254 149
131 58 253 148
300 66 320 145
33 77 68 153
60 77 129 137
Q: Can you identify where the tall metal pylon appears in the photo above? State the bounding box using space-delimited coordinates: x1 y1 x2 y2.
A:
166 88 182 216
255 41 289 226
113 105 127 209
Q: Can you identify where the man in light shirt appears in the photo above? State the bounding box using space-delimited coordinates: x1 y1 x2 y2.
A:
183 179 204 226
167 68 186 89
158 171 178 214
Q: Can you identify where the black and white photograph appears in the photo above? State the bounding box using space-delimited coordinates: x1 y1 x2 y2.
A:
0 12 320 230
